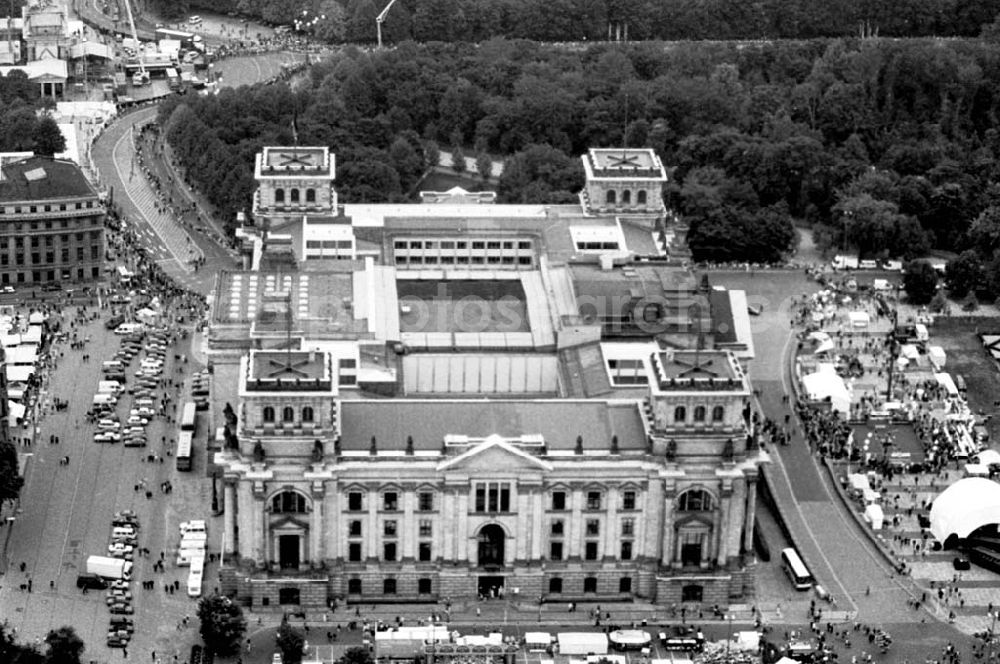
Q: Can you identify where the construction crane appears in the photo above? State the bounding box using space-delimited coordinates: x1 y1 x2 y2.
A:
376 0 399 49
122 0 148 85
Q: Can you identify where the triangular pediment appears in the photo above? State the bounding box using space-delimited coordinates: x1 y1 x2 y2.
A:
438 436 552 473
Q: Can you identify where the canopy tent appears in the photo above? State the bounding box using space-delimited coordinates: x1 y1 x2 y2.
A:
864 503 884 530
801 363 851 416
849 311 870 327
525 633 552 651
975 449 1000 466
901 344 921 360
935 373 959 397
929 478 1000 543
965 463 990 478
5 365 33 382
928 345 946 368
7 400 24 427
814 338 835 355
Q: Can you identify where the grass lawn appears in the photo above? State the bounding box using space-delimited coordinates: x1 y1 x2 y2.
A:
930 316 1000 442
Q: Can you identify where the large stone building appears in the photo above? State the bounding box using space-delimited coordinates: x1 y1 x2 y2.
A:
213 146 763 609
0 155 105 286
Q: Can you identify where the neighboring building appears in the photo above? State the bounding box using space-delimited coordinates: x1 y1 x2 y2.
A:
0 155 105 285
213 146 762 610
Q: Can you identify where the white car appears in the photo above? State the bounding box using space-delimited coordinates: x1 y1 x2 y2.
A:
134 407 156 418
179 520 207 535
2 286 13 293
125 416 149 427
108 542 134 555
94 432 120 443
97 420 121 431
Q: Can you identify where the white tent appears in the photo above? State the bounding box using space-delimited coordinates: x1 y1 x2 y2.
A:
7 400 24 426
935 373 959 397
965 463 990 478
525 633 552 651
801 363 851 416
849 311 870 327
901 344 921 360
930 478 1000 543
864 503 884 530
814 338 835 355
975 449 1000 466
928 345 947 368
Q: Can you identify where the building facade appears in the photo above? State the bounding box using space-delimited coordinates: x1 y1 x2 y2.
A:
217 349 762 609
0 156 105 285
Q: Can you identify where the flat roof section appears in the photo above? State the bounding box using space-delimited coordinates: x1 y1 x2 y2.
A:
338 400 647 452
0 156 97 202
397 278 529 334
585 148 667 180
259 146 332 175
250 350 327 381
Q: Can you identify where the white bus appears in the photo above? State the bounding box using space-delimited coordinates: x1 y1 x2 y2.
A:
180 402 196 432
781 547 814 591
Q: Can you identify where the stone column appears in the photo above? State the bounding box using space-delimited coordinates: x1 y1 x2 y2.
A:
743 477 757 554
442 489 455 560
310 500 322 567
661 488 676 566
568 488 583 558
604 487 618 559
531 490 543 560
458 489 470 562
516 488 529 561
403 488 415 559
224 482 236 555
716 487 732 565
367 491 378 560
261 497 270 567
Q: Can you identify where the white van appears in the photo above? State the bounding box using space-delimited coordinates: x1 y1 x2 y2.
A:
179 520 206 535
98 381 124 395
112 526 137 541
93 394 117 407
180 532 207 548
187 558 204 597
115 323 143 336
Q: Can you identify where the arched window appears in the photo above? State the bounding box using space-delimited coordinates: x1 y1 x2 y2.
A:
272 491 307 513
290 189 300 203
622 190 632 204
674 405 686 422
712 405 725 422
678 489 713 512
302 406 314 422
282 406 295 423
694 406 706 422
305 188 316 203
606 190 617 205
262 406 275 423
637 190 647 205
274 189 285 204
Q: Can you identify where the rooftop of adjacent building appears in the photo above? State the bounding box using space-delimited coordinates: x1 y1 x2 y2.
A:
258 146 334 177
249 349 328 382
0 155 96 202
584 148 667 180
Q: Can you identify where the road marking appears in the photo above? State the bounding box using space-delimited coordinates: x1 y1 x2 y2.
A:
111 124 193 274
769 329 857 612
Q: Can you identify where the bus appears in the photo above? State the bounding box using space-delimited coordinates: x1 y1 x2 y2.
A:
180 402 197 432
155 27 196 48
780 547 814 591
176 431 193 471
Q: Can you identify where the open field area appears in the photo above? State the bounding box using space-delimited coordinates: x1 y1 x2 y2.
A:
930 317 1000 442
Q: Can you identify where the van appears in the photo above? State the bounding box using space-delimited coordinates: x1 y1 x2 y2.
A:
112 526 136 539
180 532 207 547
98 381 124 395
180 520 206 535
102 361 125 372
115 323 143 335
135 398 154 410
859 259 878 269
76 573 108 590
93 394 117 407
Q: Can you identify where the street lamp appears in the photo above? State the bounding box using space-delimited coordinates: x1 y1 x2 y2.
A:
989 610 998 662
2 516 15 572
725 614 734 659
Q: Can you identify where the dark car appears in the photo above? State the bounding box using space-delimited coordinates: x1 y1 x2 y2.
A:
660 625 704 652
76 573 108 590
954 557 971 571
41 282 62 292
106 315 126 330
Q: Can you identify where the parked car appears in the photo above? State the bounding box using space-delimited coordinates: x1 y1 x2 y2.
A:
113 511 139 527
109 602 134 615
94 432 120 443
660 625 705 652
76 573 108 590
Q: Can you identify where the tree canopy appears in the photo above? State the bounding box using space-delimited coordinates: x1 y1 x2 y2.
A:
197 595 247 656
158 0 1000 42
166 37 1000 262
903 260 940 305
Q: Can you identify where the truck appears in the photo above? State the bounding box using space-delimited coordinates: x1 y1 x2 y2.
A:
86 555 133 580
831 255 859 270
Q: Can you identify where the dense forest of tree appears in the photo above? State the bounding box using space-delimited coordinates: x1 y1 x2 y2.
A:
152 0 1000 42
164 37 1000 268
0 72 68 156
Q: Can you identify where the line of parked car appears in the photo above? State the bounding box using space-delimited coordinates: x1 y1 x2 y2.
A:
92 324 172 446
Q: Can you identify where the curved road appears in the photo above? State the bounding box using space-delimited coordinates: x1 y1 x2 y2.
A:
91 52 306 295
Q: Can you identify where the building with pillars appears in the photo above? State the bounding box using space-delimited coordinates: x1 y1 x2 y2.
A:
216 347 763 609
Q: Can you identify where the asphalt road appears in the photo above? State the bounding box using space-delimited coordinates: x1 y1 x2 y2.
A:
708 268 978 655
0 308 207 662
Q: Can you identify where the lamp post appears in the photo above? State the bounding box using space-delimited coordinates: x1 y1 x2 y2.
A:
989 610 998 662
1 516 15 572
725 614 734 659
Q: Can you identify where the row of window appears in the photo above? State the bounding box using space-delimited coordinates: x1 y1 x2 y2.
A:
674 405 725 424
271 486 715 516
262 405 315 424
394 240 533 251
342 576 634 596
0 246 101 266
0 230 102 248
346 540 432 562
604 189 648 205
0 200 99 215
0 266 100 283
273 188 317 204
305 240 352 250
395 254 533 266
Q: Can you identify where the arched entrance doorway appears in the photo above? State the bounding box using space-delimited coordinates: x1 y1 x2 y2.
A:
477 524 505 569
